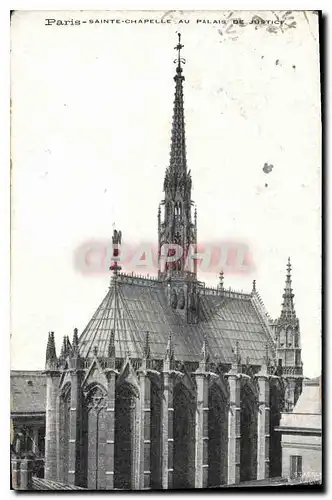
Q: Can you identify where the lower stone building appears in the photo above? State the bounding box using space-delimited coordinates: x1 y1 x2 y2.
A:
11 371 46 470
276 376 322 482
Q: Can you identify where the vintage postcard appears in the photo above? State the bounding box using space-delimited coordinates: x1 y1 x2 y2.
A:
10 10 322 490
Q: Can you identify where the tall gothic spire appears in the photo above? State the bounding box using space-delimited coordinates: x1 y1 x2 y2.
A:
170 33 187 172
280 257 296 321
159 34 196 280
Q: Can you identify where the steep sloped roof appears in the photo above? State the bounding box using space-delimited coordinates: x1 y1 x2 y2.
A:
11 371 46 414
78 274 275 365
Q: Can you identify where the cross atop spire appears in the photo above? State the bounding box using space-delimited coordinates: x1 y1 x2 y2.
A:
174 32 185 71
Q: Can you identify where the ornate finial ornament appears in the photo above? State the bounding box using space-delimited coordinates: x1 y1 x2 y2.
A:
108 329 115 358
45 332 51 361
46 331 57 367
280 256 296 321
234 341 241 365
110 228 122 275
252 279 256 293
49 332 57 359
264 343 269 366
65 335 72 355
174 32 185 72
287 256 291 275
143 331 151 359
201 333 209 363
112 229 122 246
60 336 65 359
72 327 79 352
219 270 224 289
165 333 174 360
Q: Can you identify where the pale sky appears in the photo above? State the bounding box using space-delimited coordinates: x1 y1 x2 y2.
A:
10 10 321 377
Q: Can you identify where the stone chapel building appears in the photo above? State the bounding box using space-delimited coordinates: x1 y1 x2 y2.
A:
44 35 304 490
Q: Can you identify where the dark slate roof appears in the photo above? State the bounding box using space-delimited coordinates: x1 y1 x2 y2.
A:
79 274 275 365
32 477 86 490
11 371 46 414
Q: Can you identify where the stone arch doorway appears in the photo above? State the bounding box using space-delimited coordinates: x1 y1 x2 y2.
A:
269 382 282 477
173 382 195 489
59 383 71 484
240 383 258 482
208 383 229 487
114 383 137 490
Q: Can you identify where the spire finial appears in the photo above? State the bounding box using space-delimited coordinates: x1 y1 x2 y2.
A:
252 279 256 293
287 257 292 278
234 341 241 365
280 257 296 321
110 228 122 275
263 343 269 366
175 32 184 70
50 332 57 358
165 333 174 360
72 327 79 349
66 335 72 353
228 340 242 375
219 270 224 289
143 331 151 359
60 336 65 359
45 332 51 363
108 329 115 358
201 333 209 362
46 331 57 368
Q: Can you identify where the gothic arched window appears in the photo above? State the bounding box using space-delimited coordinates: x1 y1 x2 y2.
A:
59 383 71 484
85 385 107 490
294 331 299 348
208 383 229 487
286 327 293 347
279 328 286 347
240 382 258 482
173 383 196 489
114 383 138 490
